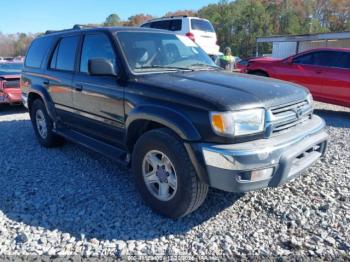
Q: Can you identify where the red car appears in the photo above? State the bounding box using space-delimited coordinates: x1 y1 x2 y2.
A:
245 48 350 107
0 62 23 105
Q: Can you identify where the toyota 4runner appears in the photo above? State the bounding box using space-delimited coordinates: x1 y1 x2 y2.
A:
21 26 328 218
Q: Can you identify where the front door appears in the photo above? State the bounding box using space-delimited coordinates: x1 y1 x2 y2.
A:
72 32 125 148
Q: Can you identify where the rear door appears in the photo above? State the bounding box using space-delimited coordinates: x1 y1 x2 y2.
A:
190 18 218 55
316 51 350 106
45 34 80 124
72 32 125 147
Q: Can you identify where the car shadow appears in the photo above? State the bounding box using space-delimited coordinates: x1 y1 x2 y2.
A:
314 109 350 128
0 104 27 116
0 119 243 242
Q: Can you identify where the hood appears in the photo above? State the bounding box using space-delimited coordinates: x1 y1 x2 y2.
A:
138 70 308 111
249 57 282 63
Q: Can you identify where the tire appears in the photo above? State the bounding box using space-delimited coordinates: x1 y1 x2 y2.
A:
29 99 64 148
251 71 268 77
132 128 208 219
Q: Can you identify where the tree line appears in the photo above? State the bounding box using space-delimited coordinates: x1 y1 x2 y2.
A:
1 0 349 58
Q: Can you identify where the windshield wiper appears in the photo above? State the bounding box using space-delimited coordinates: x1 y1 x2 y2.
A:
135 65 193 71
188 63 221 70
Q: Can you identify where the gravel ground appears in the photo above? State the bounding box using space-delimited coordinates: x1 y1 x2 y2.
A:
0 102 349 259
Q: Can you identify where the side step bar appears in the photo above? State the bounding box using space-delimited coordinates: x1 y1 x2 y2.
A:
54 128 129 166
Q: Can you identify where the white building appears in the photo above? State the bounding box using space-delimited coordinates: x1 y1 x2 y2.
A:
256 31 350 58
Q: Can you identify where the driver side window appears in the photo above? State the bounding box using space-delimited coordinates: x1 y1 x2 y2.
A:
80 33 116 73
293 53 314 65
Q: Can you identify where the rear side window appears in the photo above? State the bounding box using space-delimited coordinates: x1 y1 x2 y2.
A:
80 34 116 73
335 52 350 69
169 20 182 31
50 36 79 71
25 37 53 68
151 20 171 30
191 19 214 32
313 51 340 67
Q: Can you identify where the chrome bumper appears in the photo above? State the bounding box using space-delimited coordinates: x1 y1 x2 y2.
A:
200 115 328 192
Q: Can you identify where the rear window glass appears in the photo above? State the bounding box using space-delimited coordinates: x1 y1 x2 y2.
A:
25 37 53 68
313 51 340 67
336 52 350 69
169 19 182 31
151 20 171 30
50 36 79 71
148 19 182 31
191 19 215 32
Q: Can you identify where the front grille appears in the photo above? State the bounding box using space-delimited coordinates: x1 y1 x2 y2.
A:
3 80 20 88
266 99 313 136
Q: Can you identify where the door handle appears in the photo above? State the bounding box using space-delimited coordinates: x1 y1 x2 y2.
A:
43 80 50 85
75 84 84 92
315 70 322 74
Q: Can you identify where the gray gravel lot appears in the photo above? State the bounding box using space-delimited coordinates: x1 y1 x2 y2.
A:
0 102 349 259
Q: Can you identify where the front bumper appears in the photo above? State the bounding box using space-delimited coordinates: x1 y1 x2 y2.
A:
200 115 328 192
21 93 28 108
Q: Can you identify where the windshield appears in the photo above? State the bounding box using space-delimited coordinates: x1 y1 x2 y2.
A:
0 63 23 75
116 31 218 73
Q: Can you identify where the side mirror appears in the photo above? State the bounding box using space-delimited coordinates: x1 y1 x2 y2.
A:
286 57 293 64
88 58 117 77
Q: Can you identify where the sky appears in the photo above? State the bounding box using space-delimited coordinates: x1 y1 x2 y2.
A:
1 0 216 34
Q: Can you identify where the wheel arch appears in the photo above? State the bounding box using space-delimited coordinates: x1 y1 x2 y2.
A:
248 69 269 77
27 87 56 120
125 105 201 153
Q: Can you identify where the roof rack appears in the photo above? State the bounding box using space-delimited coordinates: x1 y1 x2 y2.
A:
168 15 188 18
72 24 99 30
145 15 189 23
45 24 99 35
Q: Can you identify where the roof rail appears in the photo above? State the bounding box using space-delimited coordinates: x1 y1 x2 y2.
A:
72 24 99 30
143 15 188 24
45 24 99 35
163 15 188 19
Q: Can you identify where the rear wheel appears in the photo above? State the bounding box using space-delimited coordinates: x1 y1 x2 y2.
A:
29 99 64 147
132 128 208 218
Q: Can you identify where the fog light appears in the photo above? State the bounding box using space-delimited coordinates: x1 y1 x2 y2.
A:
250 168 274 182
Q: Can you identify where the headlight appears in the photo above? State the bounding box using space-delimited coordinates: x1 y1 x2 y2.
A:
210 109 265 137
307 93 314 106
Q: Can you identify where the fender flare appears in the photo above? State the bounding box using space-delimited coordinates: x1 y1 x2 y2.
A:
126 105 201 142
27 86 56 120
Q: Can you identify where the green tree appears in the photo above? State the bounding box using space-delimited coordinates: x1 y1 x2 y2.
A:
164 10 197 17
124 14 155 26
104 14 121 26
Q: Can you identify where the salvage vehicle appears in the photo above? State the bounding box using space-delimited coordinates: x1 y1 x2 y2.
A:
245 48 350 108
21 26 328 218
0 62 23 105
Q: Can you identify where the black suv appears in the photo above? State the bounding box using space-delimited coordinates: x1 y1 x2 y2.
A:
21 26 328 218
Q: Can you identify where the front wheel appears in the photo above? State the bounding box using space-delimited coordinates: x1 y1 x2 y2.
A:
132 128 208 219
